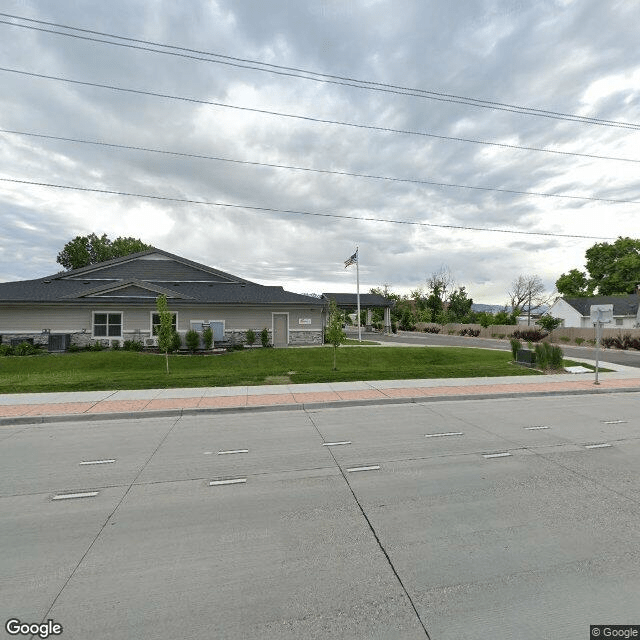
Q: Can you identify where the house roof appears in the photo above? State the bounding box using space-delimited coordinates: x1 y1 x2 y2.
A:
0 248 326 307
561 295 640 316
322 292 395 308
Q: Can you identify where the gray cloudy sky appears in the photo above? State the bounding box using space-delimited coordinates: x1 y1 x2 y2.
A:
1 0 639 304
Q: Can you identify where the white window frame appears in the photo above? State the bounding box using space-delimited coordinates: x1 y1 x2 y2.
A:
92 311 123 339
150 311 178 335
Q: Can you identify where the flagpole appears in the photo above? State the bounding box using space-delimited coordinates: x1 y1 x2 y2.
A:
356 246 361 342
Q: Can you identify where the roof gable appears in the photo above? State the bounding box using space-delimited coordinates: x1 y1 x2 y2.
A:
65 280 193 300
563 295 640 316
58 249 252 284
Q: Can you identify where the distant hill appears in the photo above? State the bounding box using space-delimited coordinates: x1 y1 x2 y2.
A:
471 303 505 313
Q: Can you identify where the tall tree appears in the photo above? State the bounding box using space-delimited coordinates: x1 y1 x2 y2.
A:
555 269 592 297
507 275 549 314
57 233 151 270
556 237 640 296
584 237 640 295
447 286 473 322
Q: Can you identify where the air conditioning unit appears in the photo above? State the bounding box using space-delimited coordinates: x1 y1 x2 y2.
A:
145 337 158 347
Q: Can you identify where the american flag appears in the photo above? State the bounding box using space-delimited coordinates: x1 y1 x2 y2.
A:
344 250 358 268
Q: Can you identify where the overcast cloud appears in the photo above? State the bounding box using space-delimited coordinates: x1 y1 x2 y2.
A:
0 0 639 304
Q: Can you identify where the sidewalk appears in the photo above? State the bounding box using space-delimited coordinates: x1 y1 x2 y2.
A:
1 359 639 425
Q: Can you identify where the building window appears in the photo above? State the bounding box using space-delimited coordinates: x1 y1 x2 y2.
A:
616 318 623 326
93 312 122 337
151 312 177 335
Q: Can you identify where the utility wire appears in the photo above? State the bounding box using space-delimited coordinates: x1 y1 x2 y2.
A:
1 66 639 165
1 13 639 130
2 128 639 205
0 177 614 240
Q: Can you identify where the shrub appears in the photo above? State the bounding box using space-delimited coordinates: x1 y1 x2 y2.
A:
185 329 200 353
0 344 14 356
91 341 104 351
423 326 441 334
534 343 549 370
111 340 121 350
510 338 522 361
550 345 564 369
68 343 81 353
559 336 570 343
201 327 213 350
245 329 256 346
511 328 548 342
171 332 182 352
123 340 144 352
459 328 480 337
260 327 269 347
574 337 585 345
14 341 39 356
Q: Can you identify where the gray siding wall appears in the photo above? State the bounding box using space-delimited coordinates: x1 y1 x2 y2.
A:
0 303 324 346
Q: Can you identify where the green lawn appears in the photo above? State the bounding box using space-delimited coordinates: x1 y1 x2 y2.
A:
0 346 543 393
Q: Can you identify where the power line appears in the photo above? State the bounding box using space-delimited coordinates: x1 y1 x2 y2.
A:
2 128 639 205
2 13 639 130
0 177 614 240
2 66 639 165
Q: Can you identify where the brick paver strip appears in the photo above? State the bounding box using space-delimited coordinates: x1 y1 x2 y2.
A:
198 396 247 408
87 400 150 413
145 398 201 410
336 389 387 400
247 393 296 406
27 402 96 415
0 405 33 417
292 391 341 403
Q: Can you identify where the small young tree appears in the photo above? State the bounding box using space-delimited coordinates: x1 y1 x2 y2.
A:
156 295 174 373
202 326 213 350
537 315 563 332
325 299 346 370
260 327 269 347
246 329 256 346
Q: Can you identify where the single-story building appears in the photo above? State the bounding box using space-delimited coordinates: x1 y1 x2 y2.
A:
0 248 326 349
547 295 640 329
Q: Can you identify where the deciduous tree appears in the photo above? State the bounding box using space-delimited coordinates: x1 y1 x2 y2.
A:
57 233 151 270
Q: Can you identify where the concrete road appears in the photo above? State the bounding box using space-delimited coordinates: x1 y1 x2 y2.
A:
374 329 640 369
2 395 639 639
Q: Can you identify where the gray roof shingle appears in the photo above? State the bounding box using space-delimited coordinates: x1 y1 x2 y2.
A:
0 249 325 307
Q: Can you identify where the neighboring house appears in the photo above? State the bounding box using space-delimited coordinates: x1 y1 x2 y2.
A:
0 249 326 349
547 296 640 329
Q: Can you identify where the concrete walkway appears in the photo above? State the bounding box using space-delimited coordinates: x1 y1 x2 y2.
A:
1 358 639 425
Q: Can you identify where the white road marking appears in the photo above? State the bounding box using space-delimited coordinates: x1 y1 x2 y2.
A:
425 432 464 438
483 452 511 459
603 420 627 424
585 443 612 449
525 426 550 430
79 459 116 465
52 491 99 500
323 441 352 446
347 465 380 473
217 449 249 455
209 478 247 486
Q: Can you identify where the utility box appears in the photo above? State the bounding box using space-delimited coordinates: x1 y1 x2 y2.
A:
516 348 536 367
48 334 71 352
